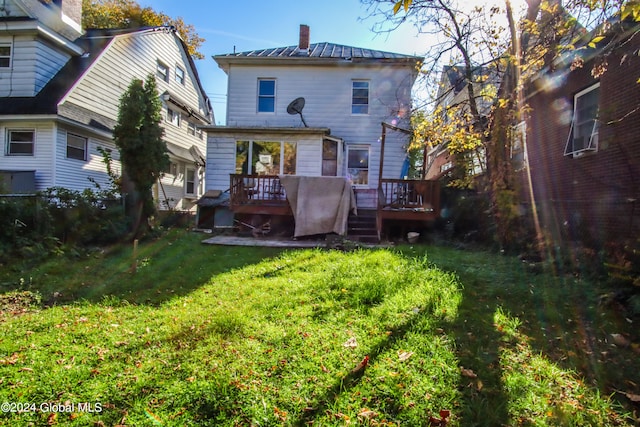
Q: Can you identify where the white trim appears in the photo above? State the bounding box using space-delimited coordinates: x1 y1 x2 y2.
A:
235 140 298 175
257 78 276 114
0 41 13 68
6 128 36 156
351 80 370 115
346 144 370 187
65 132 88 161
564 82 600 157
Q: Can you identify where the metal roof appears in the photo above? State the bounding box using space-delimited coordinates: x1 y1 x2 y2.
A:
215 42 421 61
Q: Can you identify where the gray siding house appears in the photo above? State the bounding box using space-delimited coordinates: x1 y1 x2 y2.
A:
0 0 213 212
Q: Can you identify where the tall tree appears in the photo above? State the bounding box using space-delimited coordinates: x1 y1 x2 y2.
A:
364 0 636 250
113 75 168 238
82 0 205 59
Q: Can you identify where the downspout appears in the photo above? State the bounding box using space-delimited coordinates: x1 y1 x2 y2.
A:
377 123 387 241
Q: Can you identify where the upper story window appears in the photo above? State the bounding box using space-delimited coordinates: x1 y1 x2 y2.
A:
66 133 87 161
565 83 600 157
0 43 12 68
6 130 35 156
352 80 370 115
157 61 169 82
347 145 369 186
167 108 181 127
175 66 185 85
257 79 276 113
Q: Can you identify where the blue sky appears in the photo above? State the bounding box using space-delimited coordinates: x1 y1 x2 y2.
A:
137 0 434 124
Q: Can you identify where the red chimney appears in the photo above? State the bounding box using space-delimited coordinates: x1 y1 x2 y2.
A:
299 24 310 52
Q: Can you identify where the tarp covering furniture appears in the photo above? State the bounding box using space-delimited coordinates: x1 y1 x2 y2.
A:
279 176 356 237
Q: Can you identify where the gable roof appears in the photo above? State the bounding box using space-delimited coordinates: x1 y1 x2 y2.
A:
214 42 422 72
0 26 212 126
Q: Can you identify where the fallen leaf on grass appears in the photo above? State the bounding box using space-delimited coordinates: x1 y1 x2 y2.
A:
343 337 358 348
615 389 640 402
358 408 377 419
610 333 630 348
398 351 414 361
460 367 477 378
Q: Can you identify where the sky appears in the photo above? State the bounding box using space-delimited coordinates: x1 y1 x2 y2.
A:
136 0 527 125
136 0 437 125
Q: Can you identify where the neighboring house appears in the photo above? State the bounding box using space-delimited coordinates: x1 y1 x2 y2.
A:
0 0 212 212
204 25 438 239
518 20 640 246
425 65 499 180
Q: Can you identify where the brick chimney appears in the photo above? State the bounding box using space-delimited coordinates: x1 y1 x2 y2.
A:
299 24 310 53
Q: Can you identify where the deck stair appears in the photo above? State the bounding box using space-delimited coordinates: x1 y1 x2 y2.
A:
347 209 379 243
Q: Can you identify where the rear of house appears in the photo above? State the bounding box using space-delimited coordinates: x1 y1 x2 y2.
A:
204 25 439 239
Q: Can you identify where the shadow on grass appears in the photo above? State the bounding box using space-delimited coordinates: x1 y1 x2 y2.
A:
292 304 432 426
401 244 640 423
0 231 287 307
445 277 510 426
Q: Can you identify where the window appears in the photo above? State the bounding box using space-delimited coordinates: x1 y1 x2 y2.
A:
175 66 185 84
352 81 369 114
66 133 87 161
167 108 181 127
157 61 169 82
187 122 196 136
235 140 297 175
0 43 11 68
7 130 34 155
347 145 369 185
185 167 196 195
565 83 600 157
257 79 276 113
322 139 338 176
163 162 177 176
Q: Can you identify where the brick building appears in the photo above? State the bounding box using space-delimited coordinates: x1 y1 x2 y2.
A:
520 21 640 247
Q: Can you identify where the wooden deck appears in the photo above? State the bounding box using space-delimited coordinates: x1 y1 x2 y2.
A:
228 174 440 240
229 174 292 215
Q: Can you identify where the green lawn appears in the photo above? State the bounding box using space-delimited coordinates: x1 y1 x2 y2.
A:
0 229 638 426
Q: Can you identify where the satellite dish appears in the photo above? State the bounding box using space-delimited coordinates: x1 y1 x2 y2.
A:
286 97 308 127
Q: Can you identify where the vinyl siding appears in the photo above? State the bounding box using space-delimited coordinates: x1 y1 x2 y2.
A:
0 35 71 97
53 126 120 191
61 29 210 210
0 120 56 189
224 63 414 188
2 0 27 16
206 137 236 191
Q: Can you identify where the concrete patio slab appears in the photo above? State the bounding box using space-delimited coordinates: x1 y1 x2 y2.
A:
201 235 325 248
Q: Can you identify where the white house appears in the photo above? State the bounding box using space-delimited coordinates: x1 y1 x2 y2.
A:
0 0 213 212
204 25 436 239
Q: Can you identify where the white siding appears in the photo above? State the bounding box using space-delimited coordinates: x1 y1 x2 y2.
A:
54 126 120 191
2 0 28 16
0 35 71 97
61 29 210 210
0 121 56 189
206 137 236 191
225 63 415 188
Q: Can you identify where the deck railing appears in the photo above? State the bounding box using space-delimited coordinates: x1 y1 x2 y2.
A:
230 174 287 207
378 179 440 212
